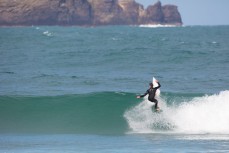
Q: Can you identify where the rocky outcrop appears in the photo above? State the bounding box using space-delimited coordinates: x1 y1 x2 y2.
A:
0 0 182 26
57 0 92 25
0 0 92 25
88 0 123 25
162 4 182 25
118 0 144 24
142 1 164 24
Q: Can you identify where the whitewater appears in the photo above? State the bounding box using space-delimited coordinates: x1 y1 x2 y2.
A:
125 90 229 134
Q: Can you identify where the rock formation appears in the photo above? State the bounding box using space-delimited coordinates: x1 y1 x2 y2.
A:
0 0 182 26
162 4 182 25
143 1 164 24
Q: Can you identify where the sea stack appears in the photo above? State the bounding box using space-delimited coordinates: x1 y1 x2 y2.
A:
0 0 182 26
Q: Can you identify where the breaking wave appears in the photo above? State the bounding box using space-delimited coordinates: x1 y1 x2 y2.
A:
1 91 228 134
124 90 229 134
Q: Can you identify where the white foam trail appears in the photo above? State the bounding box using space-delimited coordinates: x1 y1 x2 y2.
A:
124 90 229 134
124 96 173 133
139 24 177 28
43 31 52 37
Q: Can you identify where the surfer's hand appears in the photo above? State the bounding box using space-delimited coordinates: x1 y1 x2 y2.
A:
136 96 140 99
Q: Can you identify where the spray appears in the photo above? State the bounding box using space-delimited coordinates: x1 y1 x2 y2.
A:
124 90 229 134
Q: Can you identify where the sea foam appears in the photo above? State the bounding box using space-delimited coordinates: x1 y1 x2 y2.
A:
124 90 229 134
139 24 177 28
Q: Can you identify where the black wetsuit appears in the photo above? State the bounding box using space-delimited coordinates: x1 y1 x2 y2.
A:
140 82 161 109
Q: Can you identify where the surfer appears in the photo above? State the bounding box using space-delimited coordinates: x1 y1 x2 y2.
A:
137 80 161 111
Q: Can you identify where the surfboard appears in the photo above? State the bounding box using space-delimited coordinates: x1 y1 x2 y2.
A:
154 108 163 113
151 106 162 113
152 77 162 113
152 77 160 96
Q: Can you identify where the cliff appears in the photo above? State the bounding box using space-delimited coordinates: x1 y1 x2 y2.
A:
0 0 182 26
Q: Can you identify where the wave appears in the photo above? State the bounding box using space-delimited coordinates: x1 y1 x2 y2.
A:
0 91 228 134
0 92 137 134
124 90 229 134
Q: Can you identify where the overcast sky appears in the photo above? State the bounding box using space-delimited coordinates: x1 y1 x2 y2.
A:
135 0 229 25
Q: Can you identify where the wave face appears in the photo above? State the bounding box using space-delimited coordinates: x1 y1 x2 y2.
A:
0 92 137 134
1 91 229 134
124 90 229 134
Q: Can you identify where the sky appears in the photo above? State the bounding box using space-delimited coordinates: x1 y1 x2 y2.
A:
135 0 229 25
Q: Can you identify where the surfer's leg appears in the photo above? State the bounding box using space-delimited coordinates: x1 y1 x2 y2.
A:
153 99 158 109
149 99 158 109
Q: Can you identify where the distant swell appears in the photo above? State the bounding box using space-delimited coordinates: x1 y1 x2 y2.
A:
0 91 228 134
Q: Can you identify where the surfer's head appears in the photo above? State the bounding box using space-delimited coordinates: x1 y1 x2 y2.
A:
149 82 153 88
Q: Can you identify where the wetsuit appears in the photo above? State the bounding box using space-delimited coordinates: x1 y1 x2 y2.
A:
140 82 161 109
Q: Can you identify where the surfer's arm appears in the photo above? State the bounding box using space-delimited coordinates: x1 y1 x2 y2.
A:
154 82 161 89
137 90 148 98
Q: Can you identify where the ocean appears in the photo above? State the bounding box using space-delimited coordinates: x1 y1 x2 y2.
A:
0 25 229 152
